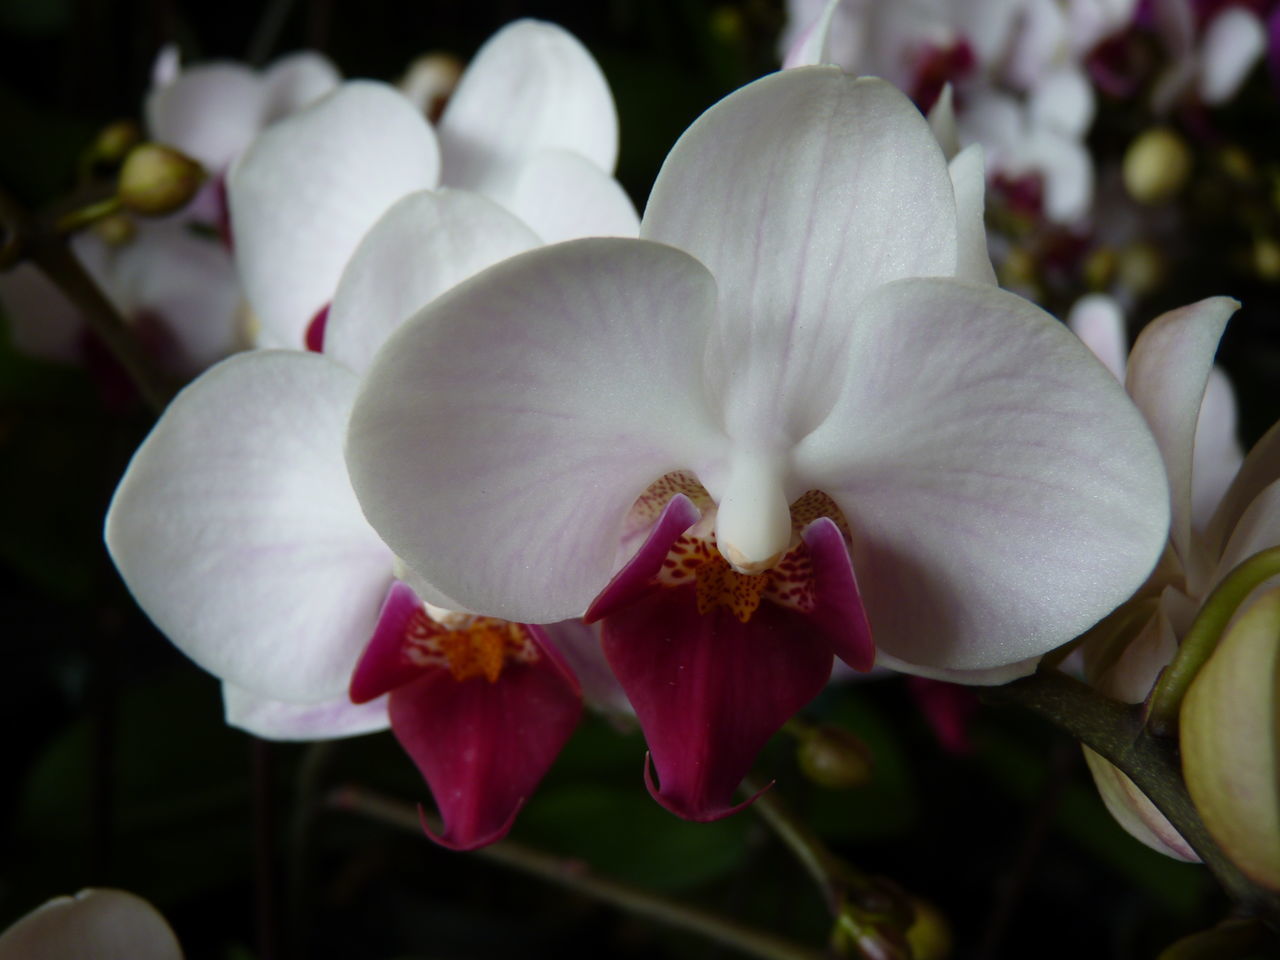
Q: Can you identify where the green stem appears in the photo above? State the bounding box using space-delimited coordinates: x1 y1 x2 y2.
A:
54 196 122 235
326 785 826 960
1147 546 1280 736
985 670 1280 931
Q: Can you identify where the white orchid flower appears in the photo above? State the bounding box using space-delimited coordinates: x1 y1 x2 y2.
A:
345 67 1170 821
228 19 638 352
0 889 182 960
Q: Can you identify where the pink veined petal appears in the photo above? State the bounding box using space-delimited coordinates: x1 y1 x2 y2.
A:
145 62 266 171
495 149 640 243
602 582 834 821
794 277 1170 671
325 188 540 375
948 144 997 285
228 80 440 349
802 517 875 672
1068 292 1128 382
222 681 389 740
777 0 865 69
260 51 342 122
1199 6 1266 105
438 19 619 197
106 351 394 703
1191 366 1243 534
1125 296 1238 577
643 70 958 447
347 238 725 624
0 889 183 960
1083 748 1200 860
388 627 582 850
349 580 430 703
0 262 84 364
782 0 841 67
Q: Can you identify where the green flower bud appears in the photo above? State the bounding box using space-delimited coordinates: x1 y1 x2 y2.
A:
905 898 951 960
87 120 141 167
116 143 205 217
1181 586 1280 892
796 723 874 790
92 213 136 247
1123 127 1192 204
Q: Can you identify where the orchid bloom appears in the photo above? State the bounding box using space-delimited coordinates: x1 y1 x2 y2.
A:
1065 293 1280 862
0 889 182 960
1150 0 1272 110
105 168 623 848
346 66 1170 822
228 18 637 352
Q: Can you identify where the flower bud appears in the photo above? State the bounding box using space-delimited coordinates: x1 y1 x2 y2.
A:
1181 586 1280 892
796 723 874 790
92 213 136 247
904 898 951 960
116 143 205 217
1123 127 1192 204
87 120 141 167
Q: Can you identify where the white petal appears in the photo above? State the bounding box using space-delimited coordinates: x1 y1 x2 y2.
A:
1084 748 1199 860
1024 128 1093 223
1207 417 1280 560
325 188 540 375
347 239 724 623
1029 66 1095 138
0 889 182 960
1003 0 1067 90
228 80 439 349
1212 477 1280 587
438 19 618 197
643 69 957 447
260 51 342 121
1125 297 1237 577
949 144 996 285
1068 292 1128 381
106 351 393 702
222 682 389 739
542 620 633 716
0 263 83 364
151 44 180 88
928 83 960 159
783 0 842 67
1191 366 1243 533
145 62 266 171
494 149 639 243
1199 7 1266 105
875 649 1040 685
795 278 1170 670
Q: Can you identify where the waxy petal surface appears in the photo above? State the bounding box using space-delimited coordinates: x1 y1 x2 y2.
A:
497 149 640 243
1126 297 1237 579
222 682 388 739
603 584 834 821
643 69 957 444
438 19 618 195
1191 367 1243 534
325 189 540 375
348 239 723 623
389 632 582 850
107 351 393 702
948 144 997 285
260 51 341 122
229 81 439 348
795 278 1170 670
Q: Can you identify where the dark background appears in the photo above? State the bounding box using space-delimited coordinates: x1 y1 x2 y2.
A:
0 1 1275 958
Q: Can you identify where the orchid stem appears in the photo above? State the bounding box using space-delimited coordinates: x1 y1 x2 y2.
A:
984 669 1280 932
0 181 175 411
326 785 825 960
741 775 850 911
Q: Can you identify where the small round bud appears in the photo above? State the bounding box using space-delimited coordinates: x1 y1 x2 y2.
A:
904 898 952 960
797 724 873 790
1117 242 1164 297
92 213 136 247
117 143 205 217
1123 127 1192 204
399 53 463 123
89 120 141 166
1253 236 1280 281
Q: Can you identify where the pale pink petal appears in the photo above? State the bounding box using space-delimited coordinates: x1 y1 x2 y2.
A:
228 81 439 349
1199 7 1266 105
261 51 341 121
0 889 183 960
325 189 540 375
1068 292 1127 381
1207 417 1280 560
222 681 389 739
1191 366 1243 533
783 0 841 67
438 19 618 198
1125 297 1238 577
146 62 266 171
795 278 1170 670
542 619 634 717
496 149 640 243
106 351 393 703
643 70 957 448
949 144 996 285
1084 748 1199 860
1212 477 1280 587
0 263 83 364
347 239 724 623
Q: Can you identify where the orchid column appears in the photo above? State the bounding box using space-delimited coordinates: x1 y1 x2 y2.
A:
346 66 1172 821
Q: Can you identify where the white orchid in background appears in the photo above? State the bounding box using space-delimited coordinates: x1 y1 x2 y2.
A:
0 889 182 960
346 65 1170 822
229 18 638 352
1150 0 1273 110
1065 293 1280 862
